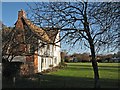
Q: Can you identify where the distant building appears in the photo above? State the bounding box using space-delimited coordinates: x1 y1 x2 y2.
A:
111 57 120 62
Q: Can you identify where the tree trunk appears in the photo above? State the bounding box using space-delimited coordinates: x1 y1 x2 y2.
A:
90 44 100 88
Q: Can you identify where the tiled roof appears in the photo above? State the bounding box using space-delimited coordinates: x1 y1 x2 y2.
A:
14 9 59 44
44 28 58 43
22 17 51 43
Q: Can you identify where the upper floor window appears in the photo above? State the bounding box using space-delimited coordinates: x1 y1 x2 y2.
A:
26 44 35 54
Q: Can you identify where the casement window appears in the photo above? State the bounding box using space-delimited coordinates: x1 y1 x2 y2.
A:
19 44 26 52
41 58 44 69
27 44 31 53
47 44 50 49
26 44 35 54
30 45 35 53
43 44 49 56
47 45 50 55
54 57 57 64
50 45 53 56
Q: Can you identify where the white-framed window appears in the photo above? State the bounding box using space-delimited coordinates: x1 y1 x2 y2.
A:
54 57 57 64
41 58 44 69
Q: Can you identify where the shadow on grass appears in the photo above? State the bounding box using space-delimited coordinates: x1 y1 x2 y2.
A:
67 63 92 68
68 63 120 69
2 74 119 88
67 65 119 73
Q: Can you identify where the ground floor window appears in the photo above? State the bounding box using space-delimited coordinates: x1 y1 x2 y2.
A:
41 58 44 70
54 57 57 64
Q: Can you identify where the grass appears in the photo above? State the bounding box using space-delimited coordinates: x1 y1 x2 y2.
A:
2 63 120 88
47 63 119 88
50 63 119 79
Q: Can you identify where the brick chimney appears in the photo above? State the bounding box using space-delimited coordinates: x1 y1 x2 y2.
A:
14 9 27 44
18 9 26 19
15 9 26 30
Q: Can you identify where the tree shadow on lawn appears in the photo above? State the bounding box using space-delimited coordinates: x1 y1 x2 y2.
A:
68 63 92 68
69 63 120 69
66 65 119 73
2 74 119 88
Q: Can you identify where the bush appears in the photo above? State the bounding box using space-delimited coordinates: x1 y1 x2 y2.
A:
59 62 67 69
20 63 34 77
49 64 53 67
2 62 23 79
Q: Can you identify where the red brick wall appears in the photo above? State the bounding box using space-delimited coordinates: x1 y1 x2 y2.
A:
34 51 38 73
26 56 34 62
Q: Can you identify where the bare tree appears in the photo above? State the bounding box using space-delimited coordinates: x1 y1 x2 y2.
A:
2 24 15 62
2 23 49 62
27 1 119 88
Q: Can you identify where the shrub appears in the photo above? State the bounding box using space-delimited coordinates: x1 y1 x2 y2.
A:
59 62 67 69
2 62 23 79
49 64 53 67
19 63 34 77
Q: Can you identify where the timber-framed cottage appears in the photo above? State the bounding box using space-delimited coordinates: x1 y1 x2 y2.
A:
12 9 61 73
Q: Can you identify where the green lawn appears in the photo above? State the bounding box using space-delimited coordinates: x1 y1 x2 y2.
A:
3 63 120 88
50 63 119 79
47 63 119 88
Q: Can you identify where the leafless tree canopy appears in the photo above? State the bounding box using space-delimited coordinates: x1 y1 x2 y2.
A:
27 2 119 53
